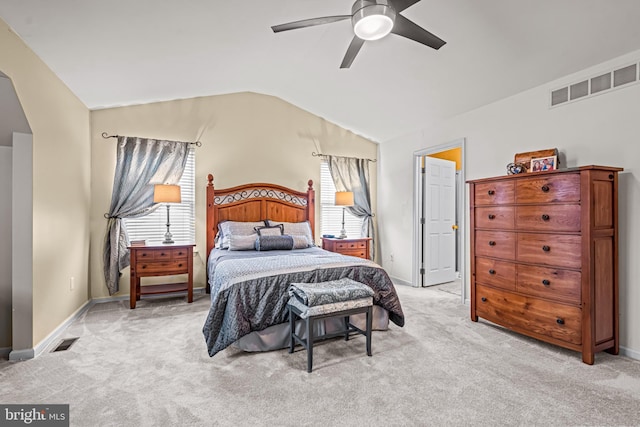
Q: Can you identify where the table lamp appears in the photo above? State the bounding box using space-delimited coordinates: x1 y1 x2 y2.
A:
153 184 181 244
335 191 354 239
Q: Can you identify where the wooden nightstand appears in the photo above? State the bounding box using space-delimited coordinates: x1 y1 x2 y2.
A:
321 237 371 260
128 242 195 309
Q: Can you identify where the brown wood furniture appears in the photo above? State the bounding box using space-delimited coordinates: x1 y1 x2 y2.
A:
468 166 622 364
205 174 315 293
321 237 371 260
128 242 195 309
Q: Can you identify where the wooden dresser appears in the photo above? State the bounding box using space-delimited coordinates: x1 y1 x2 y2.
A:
468 166 621 364
129 242 195 309
322 237 371 260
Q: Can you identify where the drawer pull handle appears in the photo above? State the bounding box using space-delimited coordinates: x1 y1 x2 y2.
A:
541 214 550 221
542 279 551 286
489 269 496 275
542 245 550 252
488 241 496 246
556 318 565 325
488 190 495 195
488 214 496 220
541 185 550 192
481 297 487 302
609 174 614 180
178 264 183 268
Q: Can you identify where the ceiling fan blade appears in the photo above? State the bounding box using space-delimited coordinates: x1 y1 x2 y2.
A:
391 0 422 13
340 36 366 69
271 15 351 33
391 14 446 50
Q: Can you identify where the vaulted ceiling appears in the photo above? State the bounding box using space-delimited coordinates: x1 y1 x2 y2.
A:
2 0 640 142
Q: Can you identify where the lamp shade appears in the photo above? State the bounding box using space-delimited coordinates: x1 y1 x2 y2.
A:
335 191 354 207
153 184 181 203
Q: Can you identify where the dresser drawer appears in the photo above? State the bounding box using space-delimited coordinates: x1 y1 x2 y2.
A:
335 241 367 250
475 207 515 229
517 233 582 269
136 260 189 275
515 204 581 232
474 181 515 205
517 264 581 304
475 257 515 291
475 284 582 345
516 174 580 203
475 231 515 260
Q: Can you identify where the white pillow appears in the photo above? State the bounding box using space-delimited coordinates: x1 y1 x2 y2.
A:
291 234 312 249
228 234 258 251
218 220 266 249
266 220 314 247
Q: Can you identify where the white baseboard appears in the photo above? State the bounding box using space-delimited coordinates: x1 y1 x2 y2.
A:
620 345 640 361
91 286 206 304
9 299 92 361
389 275 414 287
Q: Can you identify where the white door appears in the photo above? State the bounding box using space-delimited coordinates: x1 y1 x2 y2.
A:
422 156 457 286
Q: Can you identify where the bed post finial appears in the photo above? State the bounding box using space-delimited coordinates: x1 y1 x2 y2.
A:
308 179 313 191
207 174 214 188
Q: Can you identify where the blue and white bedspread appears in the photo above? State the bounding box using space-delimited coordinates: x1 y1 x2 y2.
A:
202 247 404 357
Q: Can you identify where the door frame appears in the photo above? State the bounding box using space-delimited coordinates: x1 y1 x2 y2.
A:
412 138 466 303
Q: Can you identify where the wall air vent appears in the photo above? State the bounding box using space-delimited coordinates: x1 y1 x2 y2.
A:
550 61 639 108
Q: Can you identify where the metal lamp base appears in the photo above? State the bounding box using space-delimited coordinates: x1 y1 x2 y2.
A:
163 204 175 244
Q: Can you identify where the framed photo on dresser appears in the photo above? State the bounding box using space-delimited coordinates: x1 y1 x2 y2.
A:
530 155 557 172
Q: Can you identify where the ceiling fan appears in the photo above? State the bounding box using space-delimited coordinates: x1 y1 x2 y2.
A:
271 0 446 68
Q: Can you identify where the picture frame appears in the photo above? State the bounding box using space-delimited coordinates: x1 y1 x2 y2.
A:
529 155 557 172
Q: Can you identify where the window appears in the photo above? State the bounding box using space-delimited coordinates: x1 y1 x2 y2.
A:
124 148 195 243
320 161 364 238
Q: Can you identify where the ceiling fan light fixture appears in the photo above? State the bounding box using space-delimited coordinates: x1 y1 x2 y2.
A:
352 0 396 41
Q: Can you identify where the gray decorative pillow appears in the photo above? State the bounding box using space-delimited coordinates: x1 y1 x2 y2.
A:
255 235 294 251
254 224 284 236
218 220 266 249
266 220 314 246
228 234 258 251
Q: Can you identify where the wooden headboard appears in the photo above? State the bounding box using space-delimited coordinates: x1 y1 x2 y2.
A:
205 174 316 259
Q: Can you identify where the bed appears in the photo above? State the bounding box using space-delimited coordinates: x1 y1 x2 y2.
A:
202 174 404 357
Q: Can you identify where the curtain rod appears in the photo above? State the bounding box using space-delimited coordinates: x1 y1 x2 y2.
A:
101 132 202 147
312 152 376 162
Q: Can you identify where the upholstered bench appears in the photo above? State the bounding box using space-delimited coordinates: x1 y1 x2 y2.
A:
287 278 374 373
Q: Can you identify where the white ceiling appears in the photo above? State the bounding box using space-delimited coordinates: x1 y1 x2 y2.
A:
2 0 640 142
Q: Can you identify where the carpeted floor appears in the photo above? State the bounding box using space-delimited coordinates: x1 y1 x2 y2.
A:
1 284 639 426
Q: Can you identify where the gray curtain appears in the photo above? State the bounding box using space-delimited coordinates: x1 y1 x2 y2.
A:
103 136 190 295
327 155 375 259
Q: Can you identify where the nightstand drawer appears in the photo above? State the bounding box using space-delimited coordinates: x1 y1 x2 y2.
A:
335 241 367 250
339 249 368 258
137 260 189 274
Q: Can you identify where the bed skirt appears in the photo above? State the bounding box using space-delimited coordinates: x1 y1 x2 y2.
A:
232 306 389 352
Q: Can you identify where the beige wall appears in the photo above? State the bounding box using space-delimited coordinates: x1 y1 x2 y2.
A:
90 92 378 299
379 49 640 359
0 18 91 347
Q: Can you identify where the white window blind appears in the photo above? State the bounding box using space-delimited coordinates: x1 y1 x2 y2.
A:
124 148 195 243
320 161 364 238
